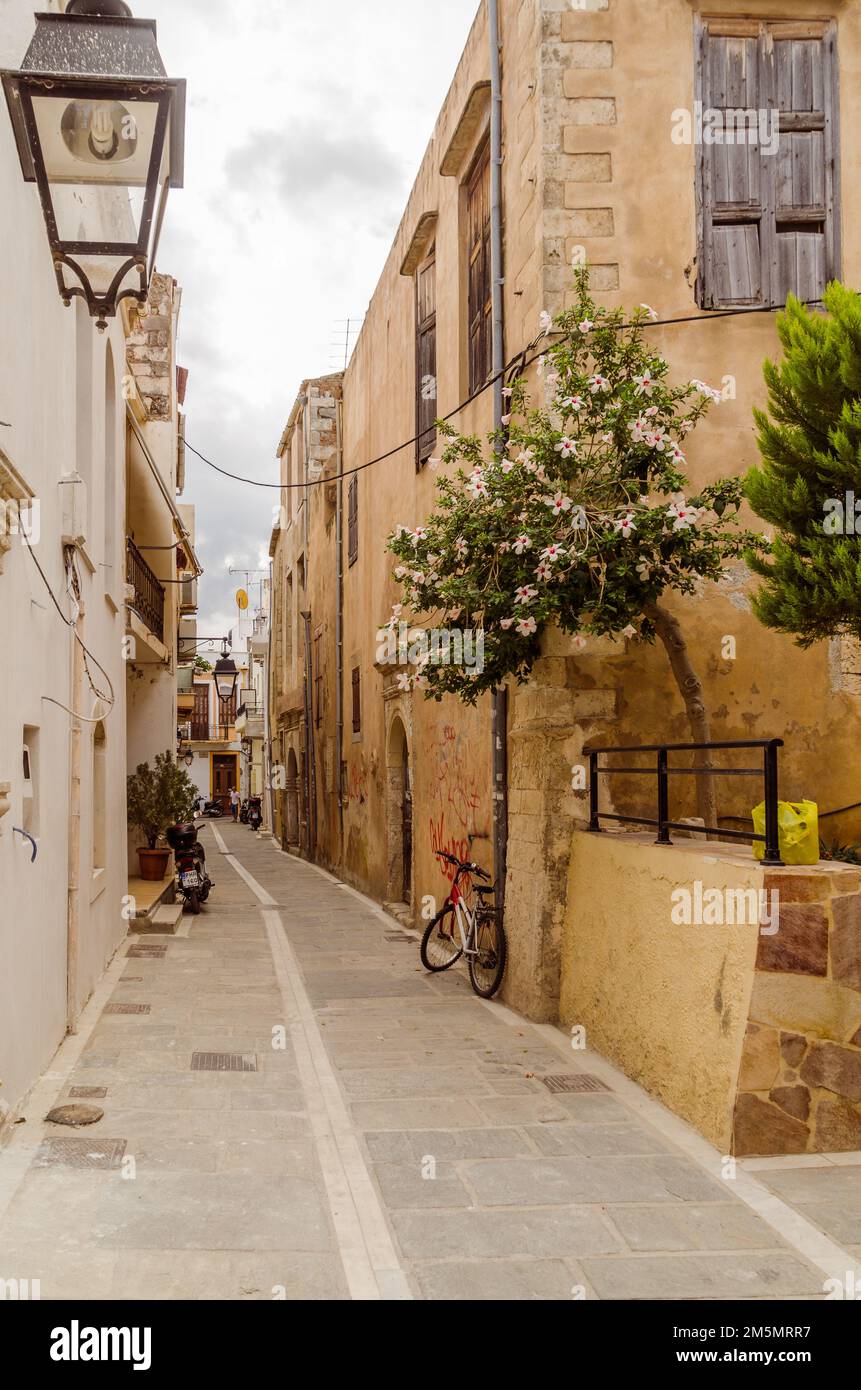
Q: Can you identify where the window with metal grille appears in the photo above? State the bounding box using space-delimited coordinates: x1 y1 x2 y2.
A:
696 18 840 309
467 141 492 394
348 475 358 566
351 666 361 735
415 244 437 468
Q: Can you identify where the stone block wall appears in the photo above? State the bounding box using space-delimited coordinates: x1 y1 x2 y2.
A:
734 867 861 1155
125 272 177 422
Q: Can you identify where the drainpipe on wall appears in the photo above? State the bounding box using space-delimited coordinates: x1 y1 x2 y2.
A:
301 609 317 859
489 0 509 916
263 561 275 837
65 550 83 1034
335 397 345 853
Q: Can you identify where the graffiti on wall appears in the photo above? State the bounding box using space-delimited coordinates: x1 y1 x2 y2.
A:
428 722 487 884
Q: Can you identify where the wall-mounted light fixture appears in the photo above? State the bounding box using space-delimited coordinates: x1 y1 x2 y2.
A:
1 0 185 329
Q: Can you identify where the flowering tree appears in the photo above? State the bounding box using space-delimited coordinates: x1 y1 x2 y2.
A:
386 268 762 823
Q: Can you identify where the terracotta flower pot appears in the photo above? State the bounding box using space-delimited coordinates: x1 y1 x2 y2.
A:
137 847 171 882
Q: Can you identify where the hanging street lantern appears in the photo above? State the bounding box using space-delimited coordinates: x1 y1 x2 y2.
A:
214 642 239 706
1 0 185 329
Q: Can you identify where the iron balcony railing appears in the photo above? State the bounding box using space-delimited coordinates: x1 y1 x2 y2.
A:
126 538 165 644
585 738 785 867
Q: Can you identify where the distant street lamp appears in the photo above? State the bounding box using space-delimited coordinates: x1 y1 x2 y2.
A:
1 0 185 329
214 642 239 706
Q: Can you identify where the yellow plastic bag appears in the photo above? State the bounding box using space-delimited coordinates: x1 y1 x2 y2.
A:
751 800 819 865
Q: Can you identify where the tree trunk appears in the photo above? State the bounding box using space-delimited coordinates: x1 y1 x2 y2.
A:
644 602 718 832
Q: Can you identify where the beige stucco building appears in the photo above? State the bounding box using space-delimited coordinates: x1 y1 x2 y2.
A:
0 0 196 1135
266 0 861 1150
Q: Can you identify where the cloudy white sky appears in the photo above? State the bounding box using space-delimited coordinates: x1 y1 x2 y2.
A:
142 0 479 646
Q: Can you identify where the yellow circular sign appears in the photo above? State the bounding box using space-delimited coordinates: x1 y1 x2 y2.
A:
235 589 249 611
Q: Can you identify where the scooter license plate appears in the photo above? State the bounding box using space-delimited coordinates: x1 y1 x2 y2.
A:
181 871 201 889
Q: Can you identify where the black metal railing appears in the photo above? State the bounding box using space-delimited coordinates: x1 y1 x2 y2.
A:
188 723 236 742
585 739 785 866
126 538 165 644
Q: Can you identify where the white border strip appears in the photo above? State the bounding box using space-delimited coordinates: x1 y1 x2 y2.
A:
216 831 412 1301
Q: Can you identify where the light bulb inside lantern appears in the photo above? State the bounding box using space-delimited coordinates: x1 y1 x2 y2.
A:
61 100 137 165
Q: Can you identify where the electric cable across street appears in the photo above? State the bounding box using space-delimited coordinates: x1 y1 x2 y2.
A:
183 296 826 493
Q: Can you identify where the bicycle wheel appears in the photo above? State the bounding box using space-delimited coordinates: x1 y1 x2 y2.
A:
420 903 463 972
468 909 506 998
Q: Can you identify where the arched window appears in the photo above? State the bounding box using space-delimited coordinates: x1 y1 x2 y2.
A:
93 721 107 873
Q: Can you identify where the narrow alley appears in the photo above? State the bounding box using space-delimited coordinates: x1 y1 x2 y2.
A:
0 824 857 1303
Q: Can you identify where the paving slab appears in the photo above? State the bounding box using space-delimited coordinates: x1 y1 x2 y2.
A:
1 819 856 1302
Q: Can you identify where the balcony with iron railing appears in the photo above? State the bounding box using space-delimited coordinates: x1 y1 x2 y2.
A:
126 537 165 645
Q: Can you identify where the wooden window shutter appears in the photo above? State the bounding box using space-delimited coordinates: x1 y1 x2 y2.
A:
347 475 358 566
770 25 839 304
697 19 839 309
697 27 767 306
467 141 492 394
415 246 437 469
351 667 361 735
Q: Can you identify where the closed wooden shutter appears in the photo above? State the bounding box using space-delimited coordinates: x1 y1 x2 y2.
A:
347 475 358 566
416 246 437 469
697 19 840 309
351 667 361 735
467 141 492 393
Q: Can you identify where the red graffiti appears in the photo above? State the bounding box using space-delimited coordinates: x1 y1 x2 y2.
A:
429 813 470 885
430 722 481 831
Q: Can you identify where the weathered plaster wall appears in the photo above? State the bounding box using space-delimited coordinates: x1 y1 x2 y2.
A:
560 832 761 1149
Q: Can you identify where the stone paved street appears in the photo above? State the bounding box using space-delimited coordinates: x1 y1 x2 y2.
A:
0 821 859 1301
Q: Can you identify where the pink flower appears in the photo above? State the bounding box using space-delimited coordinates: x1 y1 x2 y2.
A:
501 413 512 426
513 535 532 555
629 416 649 443
633 372 655 396
614 514 637 539
540 544 567 562
500 617 515 630
412 527 428 543
572 635 587 651
539 310 553 333
546 492 573 516
515 585 538 605
555 437 578 459
578 318 594 335
498 541 511 553
516 616 538 637
589 374 610 394
561 395 584 413
666 498 699 531
639 304 659 322
502 386 514 399
535 561 553 582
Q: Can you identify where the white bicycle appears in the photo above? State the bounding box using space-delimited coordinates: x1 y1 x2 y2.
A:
420 851 507 999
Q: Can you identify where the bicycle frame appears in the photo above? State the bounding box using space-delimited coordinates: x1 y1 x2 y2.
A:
447 870 486 957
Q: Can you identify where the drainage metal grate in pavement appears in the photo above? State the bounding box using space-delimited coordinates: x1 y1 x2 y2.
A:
34 1138 126 1170
384 934 414 944
104 1003 151 1015
541 1074 610 1094
127 945 167 959
68 1087 107 1100
191 1052 258 1073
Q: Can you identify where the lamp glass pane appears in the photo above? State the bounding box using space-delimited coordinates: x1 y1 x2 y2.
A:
31 93 161 187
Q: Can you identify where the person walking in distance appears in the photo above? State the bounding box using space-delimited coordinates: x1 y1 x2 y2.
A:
229 787 240 823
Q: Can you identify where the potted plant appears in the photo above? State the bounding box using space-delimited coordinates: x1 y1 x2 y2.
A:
127 752 199 881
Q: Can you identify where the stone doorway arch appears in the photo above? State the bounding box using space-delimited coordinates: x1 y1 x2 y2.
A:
285 747 300 849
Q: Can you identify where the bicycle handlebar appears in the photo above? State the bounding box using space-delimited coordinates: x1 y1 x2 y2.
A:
434 850 491 880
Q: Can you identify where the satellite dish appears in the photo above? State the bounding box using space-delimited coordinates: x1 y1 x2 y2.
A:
235 589 249 611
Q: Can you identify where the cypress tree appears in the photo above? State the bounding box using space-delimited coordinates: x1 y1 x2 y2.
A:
746 284 861 645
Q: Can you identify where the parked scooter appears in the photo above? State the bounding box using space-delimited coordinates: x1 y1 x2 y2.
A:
167 822 212 915
199 798 224 818
239 799 249 825
247 795 263 831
